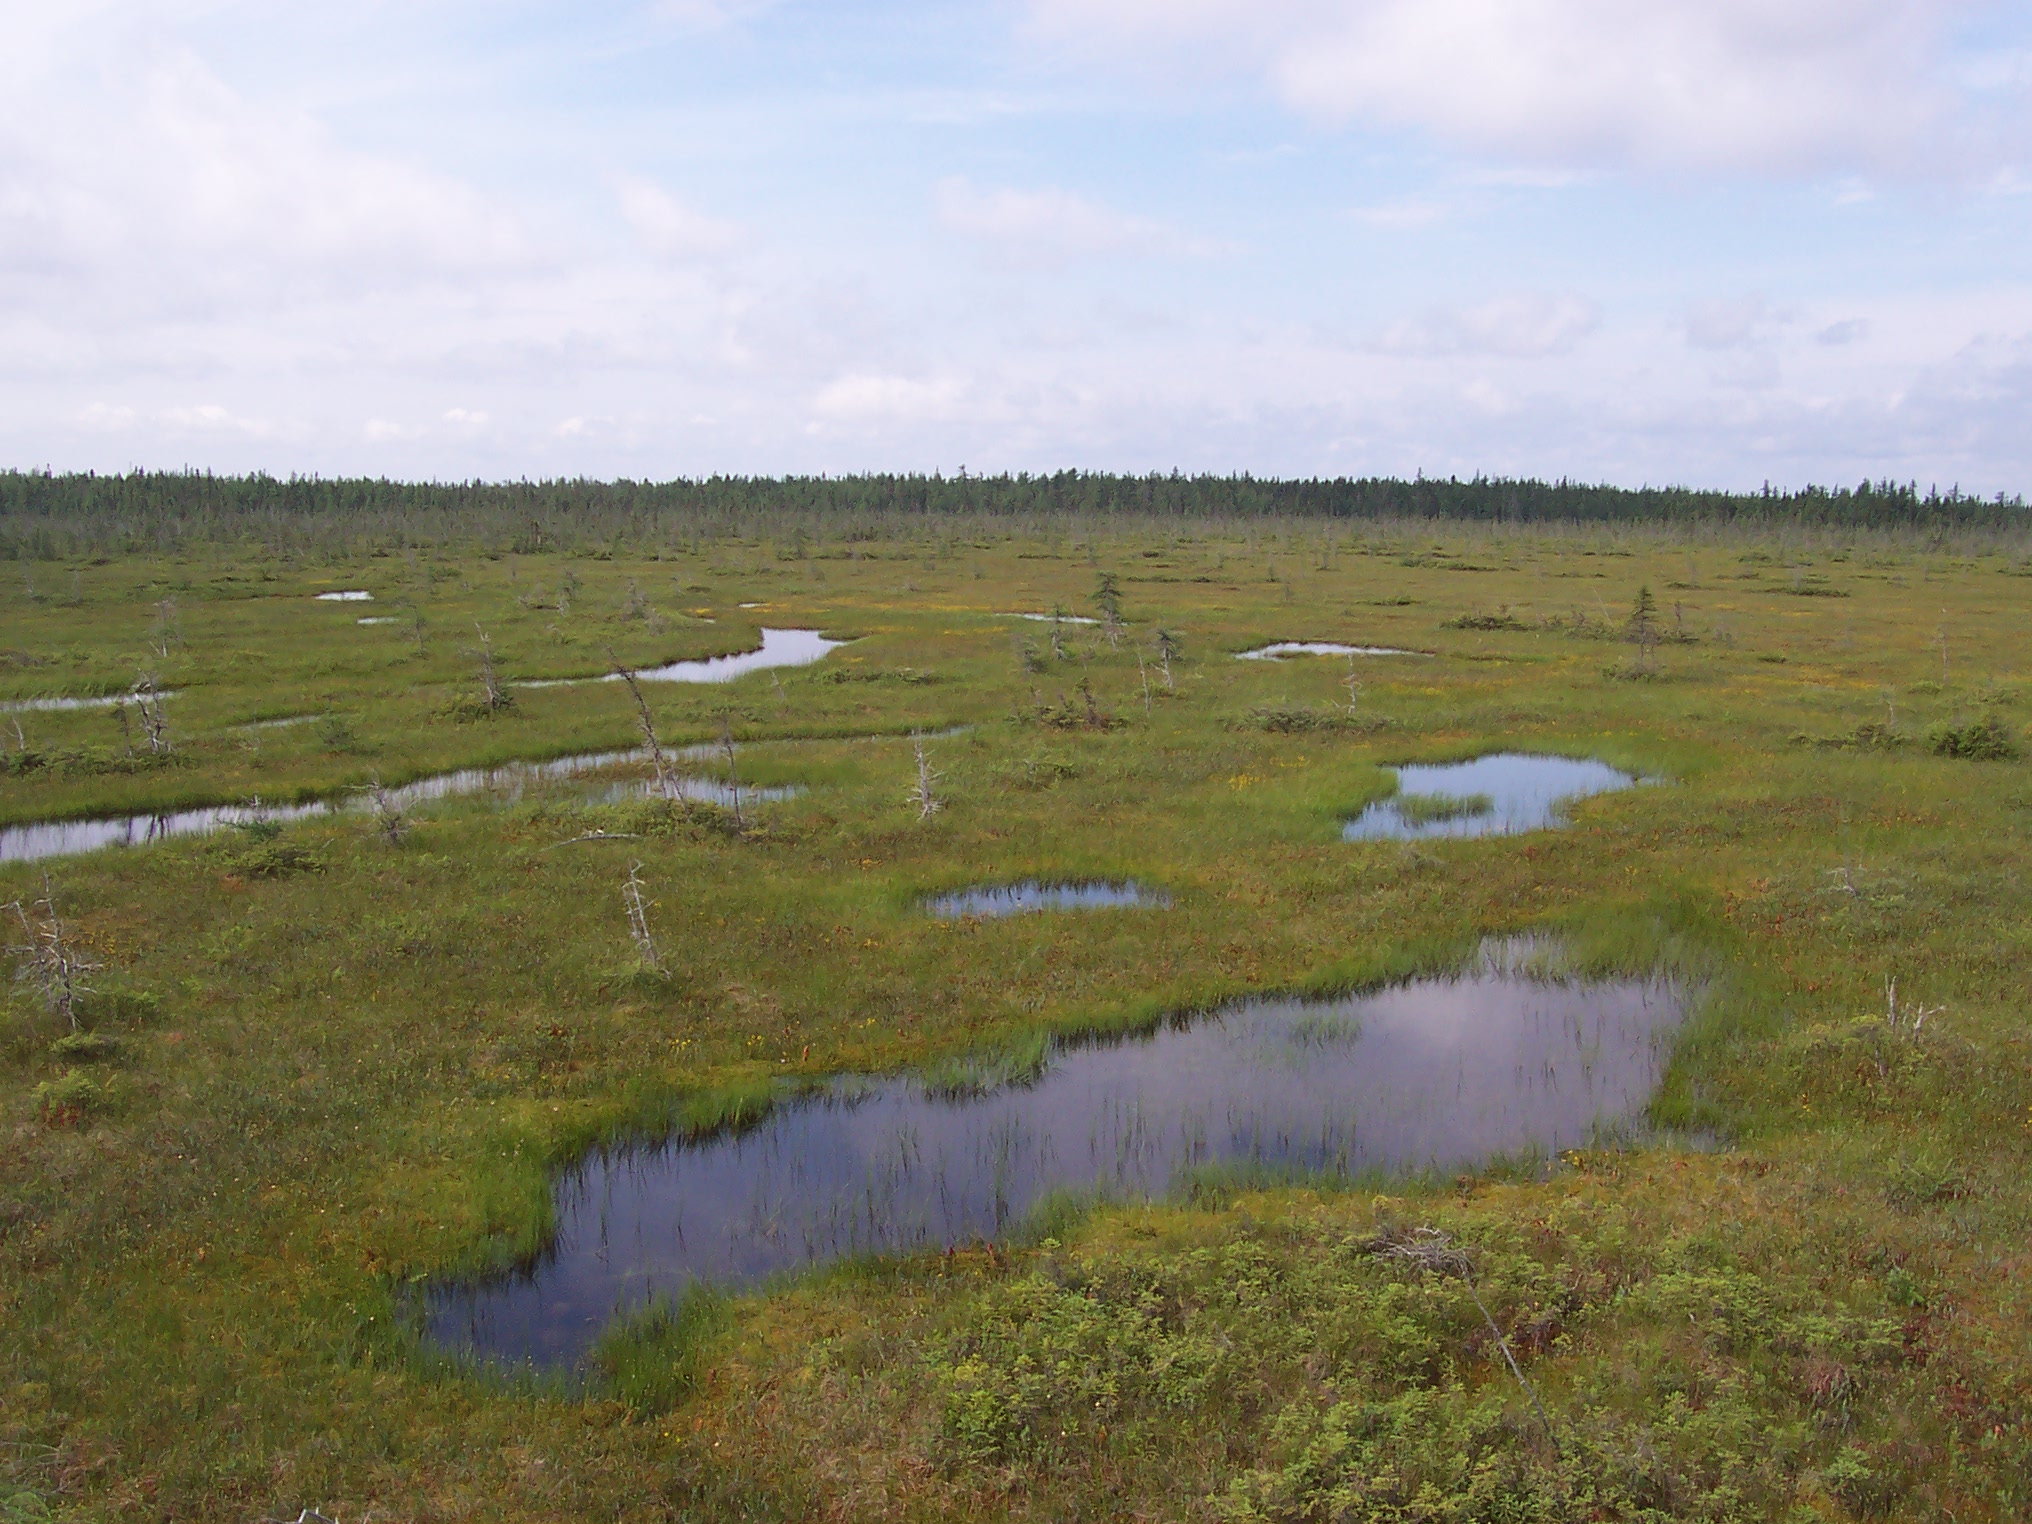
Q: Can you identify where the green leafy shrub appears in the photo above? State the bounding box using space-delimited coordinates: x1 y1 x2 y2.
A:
1926 714 2019 760
32 1069 103 1123
48 1031 118 1063
1240 703 1347 733
1442 610 1529 631
227 842 325 879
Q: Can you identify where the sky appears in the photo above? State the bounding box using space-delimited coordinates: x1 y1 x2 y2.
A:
2 0 2030 492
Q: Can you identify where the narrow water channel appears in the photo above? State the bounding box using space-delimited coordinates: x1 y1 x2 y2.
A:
0 747 787 864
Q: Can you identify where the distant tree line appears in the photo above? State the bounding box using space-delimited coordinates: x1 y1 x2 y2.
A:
0 468 2024 557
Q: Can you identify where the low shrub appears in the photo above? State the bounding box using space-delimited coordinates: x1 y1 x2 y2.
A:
1926 714 2019 760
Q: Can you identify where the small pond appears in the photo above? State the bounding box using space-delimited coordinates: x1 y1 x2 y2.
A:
427 947 1689 1367
1005 612 1099 626
924 881 1171 918
1236 641 1423 659
1343 753 1638 842
315 590 373 602
357 617 400 626
516 628 847 688
0 747 794 865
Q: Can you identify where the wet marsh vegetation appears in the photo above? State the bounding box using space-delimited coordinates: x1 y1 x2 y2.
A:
3 511 2032 1520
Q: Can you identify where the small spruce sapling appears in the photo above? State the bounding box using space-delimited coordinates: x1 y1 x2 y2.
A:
1626 586 1660 674
1093 571 1123 650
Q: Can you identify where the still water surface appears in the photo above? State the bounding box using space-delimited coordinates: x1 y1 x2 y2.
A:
1235 641 1423 659
427 951 1688 1367
924 881 1170 918
516 628 846 688
1344 753 1638 842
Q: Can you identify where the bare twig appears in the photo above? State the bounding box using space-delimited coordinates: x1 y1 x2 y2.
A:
718 718 743 828
131 676 171 753
148 597 183 659
623 861 663 973
611 656 677 802
363 775 408 844
473 623 509 712
6 874 101 1032
907 730 943 821
1373 1227 1559 1452
1884 977 1943 1040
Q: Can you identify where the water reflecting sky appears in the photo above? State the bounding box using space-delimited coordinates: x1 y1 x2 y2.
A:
429 956 1687 1367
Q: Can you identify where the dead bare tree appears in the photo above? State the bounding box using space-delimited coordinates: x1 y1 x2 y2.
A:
7 874 101 1032
148 598 183 660
364 776 408 844
131 677 171 754
907 730 944 820
8 714 25 754
1875 976 1944 1077
1137 651 1153 716
1156 628 1179 690
718 717 743 829
473 623 510 712
611 657 678 802
1343 655 1363 719
623 862 663 974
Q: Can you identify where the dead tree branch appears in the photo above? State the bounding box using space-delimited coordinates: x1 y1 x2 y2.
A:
6 874 101 1032
907 730 944 820
1371 1227 1559 1452
610 656 677 802
623 861 663 974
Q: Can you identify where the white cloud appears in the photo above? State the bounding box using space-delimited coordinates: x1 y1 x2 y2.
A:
1686 295 1780 351
812 373 970 424
165 403 271 436
1373 292 1600 357
75 402 137 431
1348 197 1454 230
1027 0 1995 176
0 37 533 315
613 176 745 261
935 177 1217 264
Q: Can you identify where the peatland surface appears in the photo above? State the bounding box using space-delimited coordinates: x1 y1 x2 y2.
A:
2 499 2029 1521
